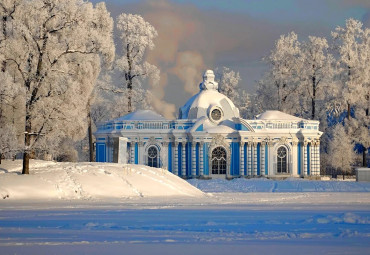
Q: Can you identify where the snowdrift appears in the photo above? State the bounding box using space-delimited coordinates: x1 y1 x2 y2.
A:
0 160 204 200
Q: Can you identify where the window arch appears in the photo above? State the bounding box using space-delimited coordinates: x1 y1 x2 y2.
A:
211 147 227 175
147 146 159 168
277 146 288 173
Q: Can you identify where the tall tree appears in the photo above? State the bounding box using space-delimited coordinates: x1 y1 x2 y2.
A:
0 0 114 174
115 13 159 113
332 18 370 166
299 36 334 120
258 32 302 114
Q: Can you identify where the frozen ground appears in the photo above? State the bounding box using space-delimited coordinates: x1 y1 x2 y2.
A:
0 160 369 255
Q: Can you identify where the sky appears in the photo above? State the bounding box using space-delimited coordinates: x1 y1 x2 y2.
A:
92 0 370 119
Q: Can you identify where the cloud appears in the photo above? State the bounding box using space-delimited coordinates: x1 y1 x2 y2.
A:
171 51 205 94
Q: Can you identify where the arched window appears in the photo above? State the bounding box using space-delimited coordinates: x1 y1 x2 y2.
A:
277 146 288 173
211 147 227 175
147 146 158 168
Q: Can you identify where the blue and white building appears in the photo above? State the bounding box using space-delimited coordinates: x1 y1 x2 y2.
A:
95 70 323 179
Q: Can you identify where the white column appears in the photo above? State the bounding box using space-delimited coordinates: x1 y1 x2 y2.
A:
118 137 128 164
239 142 245 176
174 142 179 175
267 140 274 176
261 142 265 176
192 142 196 176
291 140 298 176
130 142 135 164
253 142 258 176
138 141 144 165
303 141 308 176
316 142 321 176
313 143 317 175
200 142 204 176
247 143 252 176
162 142 169 169
181 142 186 177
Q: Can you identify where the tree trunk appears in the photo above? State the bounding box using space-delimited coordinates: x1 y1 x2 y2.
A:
0 153 2 164
22 121 31 175
88 110 94 162
347 103 351 120
312 76 316 120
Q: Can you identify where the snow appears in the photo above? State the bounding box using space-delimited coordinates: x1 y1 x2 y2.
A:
114 109 166 121
0 160 204 200
256 110 302 120
187 178 370 193
0 160 369 255
179 86 239 120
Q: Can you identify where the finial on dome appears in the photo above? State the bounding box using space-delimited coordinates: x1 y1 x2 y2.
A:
199 69 218 91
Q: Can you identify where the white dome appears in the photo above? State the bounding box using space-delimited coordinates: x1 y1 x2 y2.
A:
179 89 239 120
115 110 166 121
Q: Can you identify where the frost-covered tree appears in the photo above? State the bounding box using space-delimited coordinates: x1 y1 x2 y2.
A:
216 67 251 118
332 19 370 166
259 32 302 114
0 0 114 174
216 67 241 103
328 125 356 177
114 13 159 113
0 124 20 164
299 36 335 120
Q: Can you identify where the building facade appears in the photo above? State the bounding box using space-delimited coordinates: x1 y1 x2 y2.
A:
95 70 322 179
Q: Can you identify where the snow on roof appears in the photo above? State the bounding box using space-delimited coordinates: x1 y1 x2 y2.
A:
256 110 302 121
115 110 166 121
180 89 239 119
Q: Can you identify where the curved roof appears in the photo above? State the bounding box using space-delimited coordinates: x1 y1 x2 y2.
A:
115 110 166 121
256 110 302 121
179 89 240 120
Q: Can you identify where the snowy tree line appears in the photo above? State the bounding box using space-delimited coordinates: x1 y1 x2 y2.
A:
254 18 369 175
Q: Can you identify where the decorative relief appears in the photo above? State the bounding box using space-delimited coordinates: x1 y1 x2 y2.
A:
279 136 288 144
148 136 156 145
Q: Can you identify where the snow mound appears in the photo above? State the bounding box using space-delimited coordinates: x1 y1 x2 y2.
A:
188 178 370 193
0 160 204 200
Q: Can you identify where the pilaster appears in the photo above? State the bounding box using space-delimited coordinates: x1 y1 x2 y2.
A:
181 142 186 177
191 142 197 177
239 141 245 176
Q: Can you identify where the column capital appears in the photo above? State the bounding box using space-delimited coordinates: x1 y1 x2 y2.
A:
138 141 144 146
174 141 179 146
261 141 266 146
191 141 197 147
292 139 299 146
239 141 245 146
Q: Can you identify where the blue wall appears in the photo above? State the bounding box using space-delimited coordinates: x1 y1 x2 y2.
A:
135 143 138 164
257 143 261 175
298 143 301 175
96 143 106 162
265 144 268 175
204 143 209 175
196 143 200 176
168 143 172 173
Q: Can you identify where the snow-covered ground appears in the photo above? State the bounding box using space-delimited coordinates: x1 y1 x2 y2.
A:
188 177 370 193
0 160 369 255
0 160 204 200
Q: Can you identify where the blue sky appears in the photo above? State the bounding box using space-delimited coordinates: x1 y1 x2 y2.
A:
92 0 370 118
